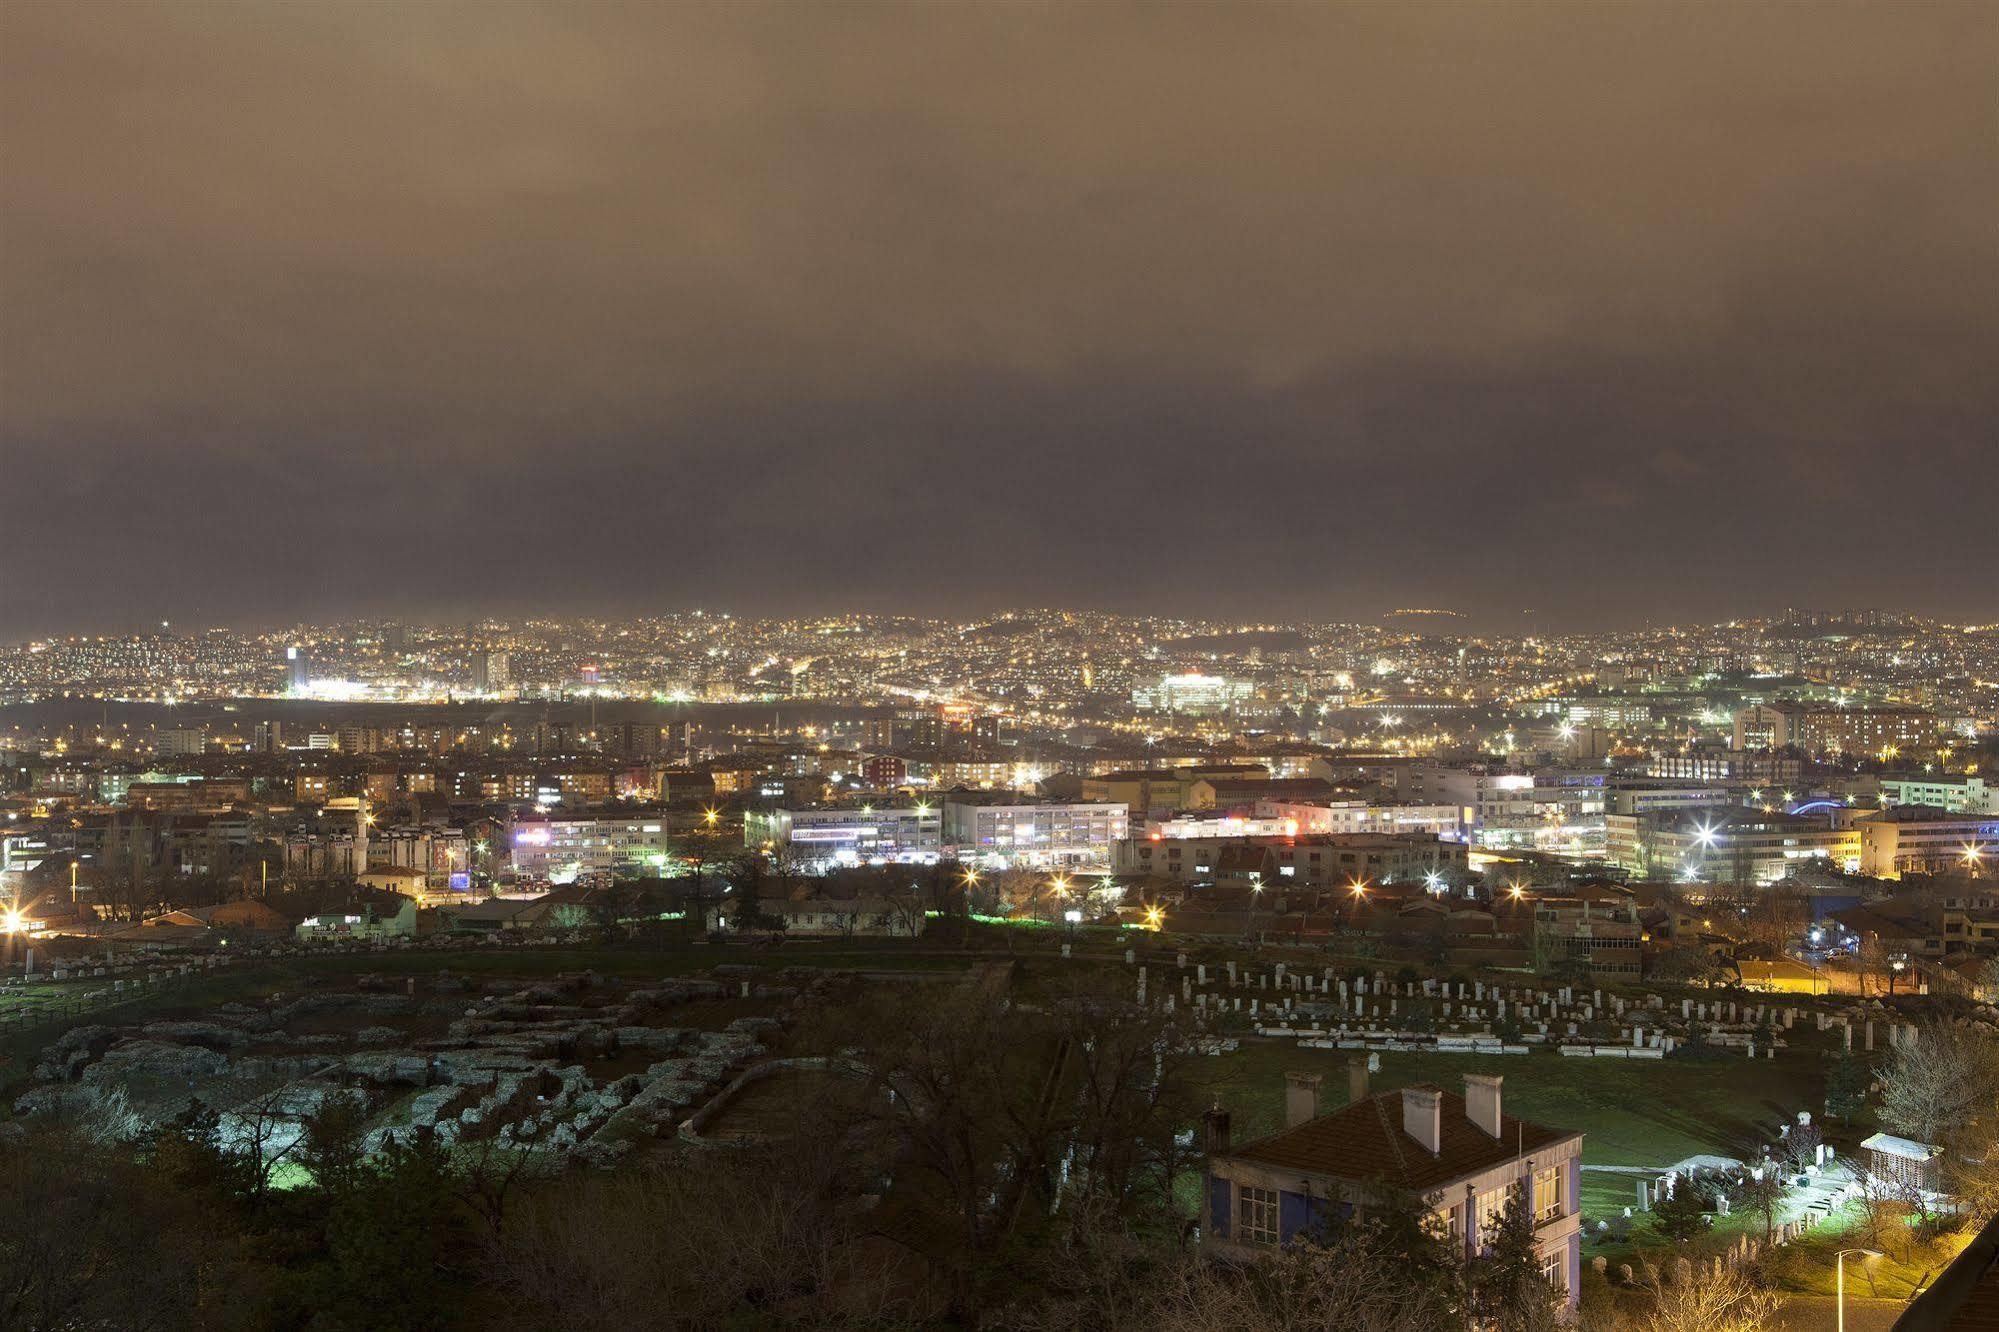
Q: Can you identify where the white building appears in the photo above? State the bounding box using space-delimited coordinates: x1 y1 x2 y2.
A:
744 803 943 867
941 797 1128 868
509 815 671 881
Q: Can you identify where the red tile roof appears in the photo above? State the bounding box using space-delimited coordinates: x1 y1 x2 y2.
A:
1224 1086 1579 1191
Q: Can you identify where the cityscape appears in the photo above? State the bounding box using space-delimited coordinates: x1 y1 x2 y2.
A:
4 2 1996 1330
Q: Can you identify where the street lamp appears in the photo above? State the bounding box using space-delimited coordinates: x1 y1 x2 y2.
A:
1836 1248 1882 1332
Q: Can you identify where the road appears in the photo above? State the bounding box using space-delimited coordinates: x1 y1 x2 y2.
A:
1772 1294 1904 1331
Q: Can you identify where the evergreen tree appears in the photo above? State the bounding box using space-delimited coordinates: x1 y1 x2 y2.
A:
1469 1187 1560 1328
1649 1175 1711 1241
1825 1051 1872 1123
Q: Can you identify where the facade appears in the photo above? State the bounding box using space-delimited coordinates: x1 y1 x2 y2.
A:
155 727 208 758
1646 749 1801 786
295 893 417 942
508 815 671 880
1876 775 1997 816
470 650 510 694
939 796 1128 868
1204 1075 1582 1311
1606 808 1859 883
1132 673 1253 715
744 803 944 866
1848 807 1999 878
1115 832 1466 887
1413 765 1607 860
1734 702 1938 756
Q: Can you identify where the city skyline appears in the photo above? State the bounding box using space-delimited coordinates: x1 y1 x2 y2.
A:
5 1 1996 636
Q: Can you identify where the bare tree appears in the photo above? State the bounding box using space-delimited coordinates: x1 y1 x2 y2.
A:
1005 1225 1459 1332
1880 1020 1999 1148
1623 1261 1781 1332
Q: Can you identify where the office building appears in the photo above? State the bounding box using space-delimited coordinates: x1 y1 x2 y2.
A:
940 795 1128 868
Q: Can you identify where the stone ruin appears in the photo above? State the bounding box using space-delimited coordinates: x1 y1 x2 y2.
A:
13 967 827 1171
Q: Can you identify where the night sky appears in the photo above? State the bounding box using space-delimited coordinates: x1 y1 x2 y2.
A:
3 1 1995 637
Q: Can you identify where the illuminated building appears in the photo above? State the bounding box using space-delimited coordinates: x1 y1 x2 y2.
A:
744 803 942 866
1605 808 1858 883
155 726 207 757
471 650 510 694
508 815 670 881
1131 672 1253 716
939 795 1128 868
1115 831 1465 886
1876 774 1997 816
1847 807 1999 878
287 645 310 693
1733 701 1937 756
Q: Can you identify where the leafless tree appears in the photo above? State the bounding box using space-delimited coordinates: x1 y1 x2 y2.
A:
1621 1261 1781 1332
1879 1020 1999 1148
1001 1225 1457 1332
479 1125 911 1329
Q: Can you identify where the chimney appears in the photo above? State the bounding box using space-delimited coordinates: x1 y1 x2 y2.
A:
1285 1071 1323 1128
1348 1056 1371 1105
1465 1074 1503 1139
1401 1086 1443 1155
1204 1102 1232 1155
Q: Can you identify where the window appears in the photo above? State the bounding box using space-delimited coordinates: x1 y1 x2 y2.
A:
1239 1186 1279 1246
1476 1181 1521 1233
1539 1250 1566 1293
1534 1166 1564 1223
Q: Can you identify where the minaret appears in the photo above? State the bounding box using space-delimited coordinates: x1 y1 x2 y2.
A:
355 797 371 877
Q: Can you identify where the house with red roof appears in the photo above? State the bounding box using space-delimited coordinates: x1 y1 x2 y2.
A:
1203 1071 1584 1309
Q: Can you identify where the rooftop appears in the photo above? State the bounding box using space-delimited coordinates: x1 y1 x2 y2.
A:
1223 1085 1577 1191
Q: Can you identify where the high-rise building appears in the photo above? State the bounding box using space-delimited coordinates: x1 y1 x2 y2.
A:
471 650 510 694
286 645 310 693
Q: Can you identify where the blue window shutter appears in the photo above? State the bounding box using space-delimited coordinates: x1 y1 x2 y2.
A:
1279 1190 1311 1243
1209 1177 1231 1238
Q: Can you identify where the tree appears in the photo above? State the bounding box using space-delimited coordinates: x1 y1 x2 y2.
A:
1470 1187 1561 1329
295 1091 373 1198
0 1126 222 1330
1825 1052 1872 1124
820 984 1071 1316
1649 945 1722 986
1008 1224 1460 1332
1648 1177 1710 1242
1880 1020 1999 1148
1626 1261 1781 1332
1739 1168 1784 1244
1779 1121 1823 1176
479 1124 906 1329
1048 975 1205 1223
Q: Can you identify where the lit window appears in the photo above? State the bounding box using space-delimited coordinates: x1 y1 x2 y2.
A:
1534 1166 1564 1223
